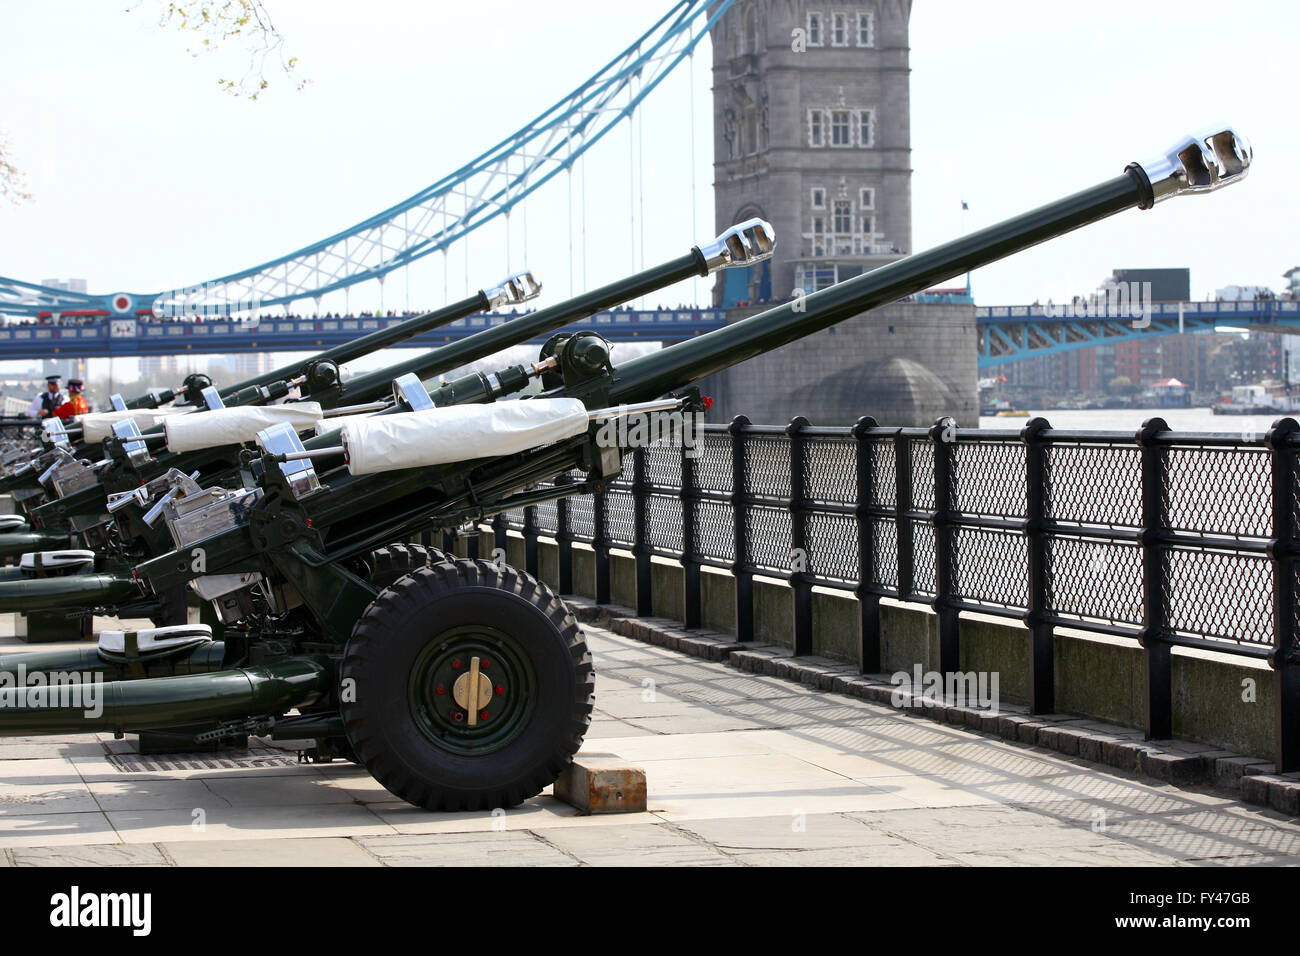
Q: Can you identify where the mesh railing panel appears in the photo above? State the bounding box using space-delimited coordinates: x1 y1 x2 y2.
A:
951 441 1027 519
1163 446 1271 539
804 436 858 505
1165 546 1272 646
1045 444 1142 528
1046 534 1143 628
951 526 1028 609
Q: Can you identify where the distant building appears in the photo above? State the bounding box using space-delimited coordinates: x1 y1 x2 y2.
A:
1216 284 1273 301
39 278 88 294
1149 377 1190 407
1284 266 1300 298
1111 268 1190 302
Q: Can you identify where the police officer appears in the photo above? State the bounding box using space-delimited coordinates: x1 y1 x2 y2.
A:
27 375 66 418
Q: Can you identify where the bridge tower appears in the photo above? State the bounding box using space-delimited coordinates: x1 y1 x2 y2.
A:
705 0 977 425
711 0 912 305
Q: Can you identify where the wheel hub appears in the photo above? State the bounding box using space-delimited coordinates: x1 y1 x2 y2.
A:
451 658 495 724
407 626 535 755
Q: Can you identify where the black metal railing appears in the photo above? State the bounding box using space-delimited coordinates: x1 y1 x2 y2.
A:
490 415 1300 770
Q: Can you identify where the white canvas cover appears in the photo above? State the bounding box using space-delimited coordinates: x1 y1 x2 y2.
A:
164 403 324 453
313 411 378 437
19 549 95 571
341 398 589 475
98 624 213 656
80 406 191 443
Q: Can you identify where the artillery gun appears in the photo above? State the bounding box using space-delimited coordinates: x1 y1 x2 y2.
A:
0 272 542 511
0 128 1251 811
0 228 766 626
1 228 758 555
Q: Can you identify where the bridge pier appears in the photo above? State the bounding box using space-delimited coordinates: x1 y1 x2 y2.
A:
699 300 978 426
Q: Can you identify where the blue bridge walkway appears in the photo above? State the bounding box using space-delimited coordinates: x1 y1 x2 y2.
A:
2 300 1296 369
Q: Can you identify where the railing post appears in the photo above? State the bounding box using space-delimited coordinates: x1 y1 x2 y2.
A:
730 415 754 642
594 479 611 606
1137 417 1172 740
1021 416 1054 714
1266 417 1300 772
787 416 813 656
930 417 960 677
632 445 652 616
894 429 915 600
555 474 574 595
522 505 540 578
681 431 702 629
853 416 881 674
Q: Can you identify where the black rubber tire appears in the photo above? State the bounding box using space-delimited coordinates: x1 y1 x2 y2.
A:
365 543 443 591
340 557 593 811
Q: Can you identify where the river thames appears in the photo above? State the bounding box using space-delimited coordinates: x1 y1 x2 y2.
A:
979 407 1291 434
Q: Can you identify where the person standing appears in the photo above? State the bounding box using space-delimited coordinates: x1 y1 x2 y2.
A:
27 375 66 418
55 379 90 419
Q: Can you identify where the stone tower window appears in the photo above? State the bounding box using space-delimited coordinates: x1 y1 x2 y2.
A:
742 3 758 53
806 12 823 46
742 104 758 155
831 110 851 147
858 110 874 148
857 11 874 47
832 199 852 234
808 110 824 147
831 12 849 46
860 187 875 210
811 187 825 209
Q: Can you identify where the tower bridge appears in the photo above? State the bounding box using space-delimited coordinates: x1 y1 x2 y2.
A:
5 299 1293 368
0 0 1276 423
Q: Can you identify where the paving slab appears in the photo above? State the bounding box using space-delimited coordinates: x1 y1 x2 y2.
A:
12 843 169 867
534 822 735 866
104 803 397 844
357 831 578 866
163 837 381 867
0 811 122 849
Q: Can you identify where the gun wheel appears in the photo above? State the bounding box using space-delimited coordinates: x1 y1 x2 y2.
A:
340 557 593 812
363 543 444 590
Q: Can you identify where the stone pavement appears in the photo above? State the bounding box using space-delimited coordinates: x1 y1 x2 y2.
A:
1 612 1299 866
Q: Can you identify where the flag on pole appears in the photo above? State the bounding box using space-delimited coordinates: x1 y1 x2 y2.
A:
961 200 969 211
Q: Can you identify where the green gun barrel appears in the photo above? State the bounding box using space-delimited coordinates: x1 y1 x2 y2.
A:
607 131 1251 403
217 286 511 399
0 530 76 561
0 658 326 735
0 572 141 613
0 641 227 681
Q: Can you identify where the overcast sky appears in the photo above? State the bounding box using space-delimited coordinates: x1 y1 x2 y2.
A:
0 0 1293 325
